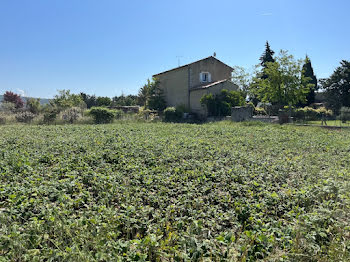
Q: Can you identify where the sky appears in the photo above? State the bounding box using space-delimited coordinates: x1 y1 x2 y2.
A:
0 0 349 98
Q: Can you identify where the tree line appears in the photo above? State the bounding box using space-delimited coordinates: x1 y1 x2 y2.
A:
235 41 350 115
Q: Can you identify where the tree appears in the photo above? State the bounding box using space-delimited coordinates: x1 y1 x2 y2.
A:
252 50 311 107
26 98 41 114
112 94 138 106
138 78 166 110
3 91 24 109
137 83 150 106
147 78 166 110
51 90 84 110
231 65 260 104
322 60 350 114
80 93 97 108
96 96 112 107
301 55 318 106
260 41 275 68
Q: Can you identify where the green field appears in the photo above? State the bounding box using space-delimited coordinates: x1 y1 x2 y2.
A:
1 122 350 261
305 120 350 127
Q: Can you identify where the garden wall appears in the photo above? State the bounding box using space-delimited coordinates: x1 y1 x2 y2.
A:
231 106 253 122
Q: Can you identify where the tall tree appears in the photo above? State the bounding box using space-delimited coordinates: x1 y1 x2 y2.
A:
252 50 311 107
260 41 275 68
301 55 318 105
322 60 350 114
137 78 166 110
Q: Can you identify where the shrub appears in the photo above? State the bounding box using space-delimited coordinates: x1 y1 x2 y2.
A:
164 107 182 122
26 98 41 114
254 107 267 115
0 101 17 113
43 107 60 124
88 107 115 124
340 107 350 122
200 89 245 116
294 107 333 121
15 112 35 123
61 107 81 124
0 114 6 125
115 110 123 120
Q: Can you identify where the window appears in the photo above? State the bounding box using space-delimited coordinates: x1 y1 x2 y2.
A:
200 72 211 83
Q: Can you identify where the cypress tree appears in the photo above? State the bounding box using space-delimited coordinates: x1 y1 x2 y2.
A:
301 55 318 105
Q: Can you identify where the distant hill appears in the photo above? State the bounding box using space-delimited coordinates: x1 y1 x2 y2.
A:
0 95 50 105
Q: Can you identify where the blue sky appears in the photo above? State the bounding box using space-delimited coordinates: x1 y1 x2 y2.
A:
0 0 349 98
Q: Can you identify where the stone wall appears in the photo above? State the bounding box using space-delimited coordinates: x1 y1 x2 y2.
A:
231 106 253 122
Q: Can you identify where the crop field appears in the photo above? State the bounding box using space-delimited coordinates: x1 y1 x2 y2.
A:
1 122 350 261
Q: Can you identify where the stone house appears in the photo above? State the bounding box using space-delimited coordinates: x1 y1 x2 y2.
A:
153 56 238 116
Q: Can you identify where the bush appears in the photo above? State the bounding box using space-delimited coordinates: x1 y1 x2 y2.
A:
254 107 267 115
294 107 333 121
200 89 245 116
15 112 35 123
88 107 115 124
43 107 60 124
0 101 17 113
26 98 41 114
0 114 6 125
61 107 81 124
340 107 350 122
115 110 123 120
164 107 182 122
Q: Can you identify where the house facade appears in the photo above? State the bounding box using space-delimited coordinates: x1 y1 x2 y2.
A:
153 56 238 115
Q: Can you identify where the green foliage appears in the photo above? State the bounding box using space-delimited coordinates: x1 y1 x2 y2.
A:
96 96 112 107
115 109 123 120
26 98 41 114
200 89 245 116
88 107 115 124
112 94 138 106
294 106 333 121
252 50 311 107
43 106 60 124
259 41 275 68
254 107 267 115
52 90 84 110
80 93 97 109
340 107 350 122
138 78 166 111
301 55 318 106
164 107 182 122
322 60 350 114
0 123 349 260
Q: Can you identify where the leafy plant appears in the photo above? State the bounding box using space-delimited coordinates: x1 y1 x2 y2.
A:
88 107 115 124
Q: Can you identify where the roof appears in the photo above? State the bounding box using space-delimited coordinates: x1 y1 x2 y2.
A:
153 56 234 77
190 79 229 91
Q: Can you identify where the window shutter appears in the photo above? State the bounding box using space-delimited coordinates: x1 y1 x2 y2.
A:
208 73 212 82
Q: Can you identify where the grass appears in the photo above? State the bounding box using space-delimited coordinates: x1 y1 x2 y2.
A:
305 120 350 127
0 122 349 261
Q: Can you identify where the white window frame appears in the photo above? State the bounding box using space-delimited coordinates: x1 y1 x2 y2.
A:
200 72 211 83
